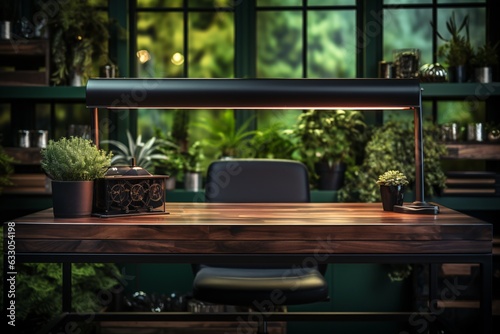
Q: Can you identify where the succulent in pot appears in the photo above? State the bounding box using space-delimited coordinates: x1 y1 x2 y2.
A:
41 136 112 217
376 170 409 212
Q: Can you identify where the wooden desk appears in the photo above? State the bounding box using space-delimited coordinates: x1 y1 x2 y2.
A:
3 202 493 333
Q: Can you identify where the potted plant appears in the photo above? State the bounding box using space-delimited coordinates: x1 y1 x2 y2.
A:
194 110 256 159
431 12 473 82
248 123 296 159
291 109 367 190
339 121 447 204
48 0 114 86
376 170 409 211
471 42 499 83
183 141 205 191
153 128 186 190
41 136 112 218
102 131 170 173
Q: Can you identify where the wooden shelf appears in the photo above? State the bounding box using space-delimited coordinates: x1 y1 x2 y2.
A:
443 143 500 160
0 86 86 101
99 321 286 334
4 147 42 165
421 82 500 98
0 40 50 86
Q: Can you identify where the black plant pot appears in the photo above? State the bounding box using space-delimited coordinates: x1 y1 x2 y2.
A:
51 180 94 218
379 185 405 211
448 65 467 83
315 161 346 190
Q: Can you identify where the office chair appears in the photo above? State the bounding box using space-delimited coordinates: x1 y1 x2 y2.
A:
192 159 329 334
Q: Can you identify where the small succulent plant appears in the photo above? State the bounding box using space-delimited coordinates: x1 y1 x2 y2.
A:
376 170 409 187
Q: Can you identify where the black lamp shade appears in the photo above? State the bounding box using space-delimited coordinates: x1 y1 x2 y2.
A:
86 78 421 110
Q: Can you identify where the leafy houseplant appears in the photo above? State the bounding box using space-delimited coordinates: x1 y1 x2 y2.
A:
153 128 186 189
291 109 367 190
431 12 473 82
339 121 447 204
195 110 256 159
48 0 113 85
41 136 112 217
376 170 409 211
248 123 296 160
102 131 170 173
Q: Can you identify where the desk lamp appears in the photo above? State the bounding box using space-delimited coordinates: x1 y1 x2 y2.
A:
86 78 439 214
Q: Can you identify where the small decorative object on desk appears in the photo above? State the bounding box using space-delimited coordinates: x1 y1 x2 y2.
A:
93 159 169 217
376 170 409 211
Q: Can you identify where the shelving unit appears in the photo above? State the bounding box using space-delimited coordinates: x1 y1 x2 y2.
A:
0 40 50 86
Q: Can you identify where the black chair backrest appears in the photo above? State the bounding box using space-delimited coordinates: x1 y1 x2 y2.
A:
205 159 310 203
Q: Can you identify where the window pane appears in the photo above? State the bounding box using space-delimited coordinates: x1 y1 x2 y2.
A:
188 11 234 78
309 0 356 5
257 11 303 78
383 8 433 66
257 0 302 6
137 0 183 8
438 0 485 3
384 0 431 4
436 101 485 125
137 12 184 78
307 10 356 78
188 0 234 8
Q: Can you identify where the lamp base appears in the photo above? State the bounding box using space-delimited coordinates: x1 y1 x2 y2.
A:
393 201 439 215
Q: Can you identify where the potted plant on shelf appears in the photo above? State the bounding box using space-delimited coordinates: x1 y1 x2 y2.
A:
431 12 473 82
183 141 205 191
291 109 367 190
41 136 112 218
48 0 114 86
194 110 256 159
471 42 499 83
248 123 296 160
153 129 186 190
376 170 409 211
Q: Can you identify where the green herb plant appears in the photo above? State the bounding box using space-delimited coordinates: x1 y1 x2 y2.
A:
471 42 499 67
41 137 112 181
376 170 409 187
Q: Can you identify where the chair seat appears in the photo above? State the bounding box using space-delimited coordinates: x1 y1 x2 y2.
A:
193 266 329 306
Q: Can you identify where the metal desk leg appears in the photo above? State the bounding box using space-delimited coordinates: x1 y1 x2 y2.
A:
62 263 72 313
480 255 493 334
429 263 439 334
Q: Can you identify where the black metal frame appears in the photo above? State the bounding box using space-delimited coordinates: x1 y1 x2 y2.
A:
86 77 438 214
6 251 492 334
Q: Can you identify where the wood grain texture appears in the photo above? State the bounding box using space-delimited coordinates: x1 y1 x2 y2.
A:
8 203 492 255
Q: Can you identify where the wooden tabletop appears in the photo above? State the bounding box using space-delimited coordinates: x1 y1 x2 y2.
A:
8 202 492 255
